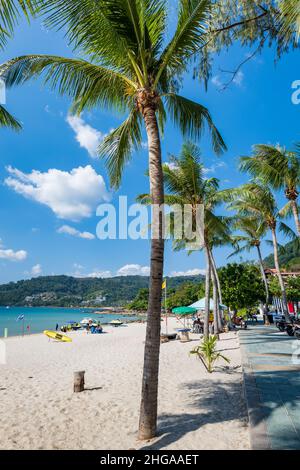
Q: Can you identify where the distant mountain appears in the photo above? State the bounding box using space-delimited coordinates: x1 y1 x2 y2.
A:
264 239 300 271
0 274 204 307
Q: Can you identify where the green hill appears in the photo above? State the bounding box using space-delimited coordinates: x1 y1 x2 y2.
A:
0 274 204 307
264 239 300 271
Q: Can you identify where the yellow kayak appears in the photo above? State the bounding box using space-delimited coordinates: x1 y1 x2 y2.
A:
43 330 72 342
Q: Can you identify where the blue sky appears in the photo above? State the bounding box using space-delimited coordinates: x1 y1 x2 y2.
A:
0 15 299 284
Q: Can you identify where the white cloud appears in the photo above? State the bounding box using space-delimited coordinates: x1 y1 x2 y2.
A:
0 248 27 262
212 70 244 89
57 225 95 240
71 263 150 278
203 161 227 174
31 264 42 276
170 268 206 277
67 114 105 158
165 161 178 170
5 165 110 221
233 70 244 86
212 75 223 88
73 263 84 270
87 270 112 278
117 264 150 276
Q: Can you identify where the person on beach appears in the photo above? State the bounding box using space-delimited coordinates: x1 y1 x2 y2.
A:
55 323 59 331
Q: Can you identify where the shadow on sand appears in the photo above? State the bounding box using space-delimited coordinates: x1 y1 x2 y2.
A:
140 379 247 450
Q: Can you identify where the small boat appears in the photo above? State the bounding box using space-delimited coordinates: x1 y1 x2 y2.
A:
80 318 94 325
109 320 123 327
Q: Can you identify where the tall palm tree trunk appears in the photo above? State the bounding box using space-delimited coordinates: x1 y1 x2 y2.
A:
271 227 290 323
291 200 300 236
204 245 211 339
256 244 270 306
209 250 222 331
210 251 223 304
212 268 219 334
138 103 164 440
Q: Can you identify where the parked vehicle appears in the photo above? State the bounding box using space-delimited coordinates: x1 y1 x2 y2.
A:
275 316 300 337
192 319 204 334
232 316 247 330
294 324 300 340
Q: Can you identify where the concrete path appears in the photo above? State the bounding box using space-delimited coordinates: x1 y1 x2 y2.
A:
239 324 300 450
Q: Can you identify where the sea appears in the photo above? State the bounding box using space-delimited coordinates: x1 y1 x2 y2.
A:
0 306 138 337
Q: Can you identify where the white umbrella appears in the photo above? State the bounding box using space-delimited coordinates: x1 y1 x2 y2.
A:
189 298 227 310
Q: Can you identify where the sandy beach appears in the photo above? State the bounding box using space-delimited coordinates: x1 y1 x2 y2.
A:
0 318 249 450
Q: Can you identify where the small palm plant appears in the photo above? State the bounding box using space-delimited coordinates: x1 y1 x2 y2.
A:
190 335 230 373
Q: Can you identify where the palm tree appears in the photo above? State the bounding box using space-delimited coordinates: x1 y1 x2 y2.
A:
228 183 296 323
239 144 300 235
0 0 36 129
1 1 226 440
139 141 230 337
228 216 269 306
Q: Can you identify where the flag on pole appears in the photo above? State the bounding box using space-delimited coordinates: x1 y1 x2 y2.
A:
162 280 166 290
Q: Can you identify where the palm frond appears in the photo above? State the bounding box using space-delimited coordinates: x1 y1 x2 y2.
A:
279 201 293 218
0 0 37 50
0 104 21 130
164 93 226 154
2 55 135 113
240 144 300 191
142 0 166 55
278 221 298 241
155 0 211 84
98 108 142 188
39 0 140 73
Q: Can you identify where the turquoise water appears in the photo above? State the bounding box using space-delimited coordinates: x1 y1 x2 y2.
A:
0 307 137 337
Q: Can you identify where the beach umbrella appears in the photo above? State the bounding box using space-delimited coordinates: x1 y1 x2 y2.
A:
172 306 196 328
80 318 92 324
172 307 197 315
189 298 227 310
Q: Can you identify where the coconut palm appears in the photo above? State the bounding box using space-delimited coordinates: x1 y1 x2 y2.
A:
1 0 226 439
240 144 300 235
228 183 297 323
228 216 269 306
0 0 36 129
139 141 230 337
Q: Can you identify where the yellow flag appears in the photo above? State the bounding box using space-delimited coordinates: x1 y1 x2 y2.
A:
162 280 166 290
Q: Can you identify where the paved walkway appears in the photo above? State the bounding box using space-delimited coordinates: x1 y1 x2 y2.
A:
239 324 300 450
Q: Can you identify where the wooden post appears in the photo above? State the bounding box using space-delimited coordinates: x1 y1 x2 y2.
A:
74 371 85 393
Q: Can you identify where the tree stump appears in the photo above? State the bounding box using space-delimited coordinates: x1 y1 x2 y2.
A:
74 371 85 393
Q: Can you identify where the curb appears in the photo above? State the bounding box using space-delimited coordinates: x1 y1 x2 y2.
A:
238 331 272 450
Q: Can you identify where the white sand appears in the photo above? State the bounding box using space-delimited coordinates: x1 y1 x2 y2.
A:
0 318 249 450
